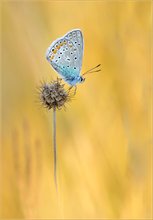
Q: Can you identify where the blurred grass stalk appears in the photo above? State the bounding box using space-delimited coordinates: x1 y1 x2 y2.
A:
12 121 42 218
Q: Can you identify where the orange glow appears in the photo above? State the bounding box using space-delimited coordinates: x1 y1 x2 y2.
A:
1 1 151 219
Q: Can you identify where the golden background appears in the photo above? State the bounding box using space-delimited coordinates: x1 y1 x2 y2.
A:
1 1 152 219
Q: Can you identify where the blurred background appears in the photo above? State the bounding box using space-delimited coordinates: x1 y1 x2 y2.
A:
1 1 152 219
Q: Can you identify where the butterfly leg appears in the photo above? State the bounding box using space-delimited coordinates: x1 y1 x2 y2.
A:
68 86 73 91
74 86 77 95
68 86 77 95
57 77 62 82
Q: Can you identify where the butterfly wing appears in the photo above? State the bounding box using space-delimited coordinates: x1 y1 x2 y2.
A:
64 29 84 73
46 29 83 84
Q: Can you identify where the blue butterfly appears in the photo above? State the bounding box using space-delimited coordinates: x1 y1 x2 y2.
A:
46 29 101 88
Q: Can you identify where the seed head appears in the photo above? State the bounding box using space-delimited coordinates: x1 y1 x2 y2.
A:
39 78 73 110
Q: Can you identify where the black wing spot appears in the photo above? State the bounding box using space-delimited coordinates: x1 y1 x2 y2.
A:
55 60 58 62
71 52 73 54
75 57 77 60
78 43 80 45
74 67 76 69
67 58 70 61
60 52 62 54
58 57 60 59
75 41 77 44
52 48 54 51
67 66 69 68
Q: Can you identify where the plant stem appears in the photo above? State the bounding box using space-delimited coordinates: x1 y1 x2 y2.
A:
53 106 57 192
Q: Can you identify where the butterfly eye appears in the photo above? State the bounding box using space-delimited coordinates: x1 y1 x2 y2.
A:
52 48 54 51
75 41 77 44
75 57 77 60
74 67 76 69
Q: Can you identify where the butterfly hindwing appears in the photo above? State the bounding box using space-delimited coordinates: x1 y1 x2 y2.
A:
64 29 83 73
46 29 83 83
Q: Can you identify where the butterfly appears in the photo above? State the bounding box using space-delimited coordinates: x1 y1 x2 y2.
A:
46 29 101 90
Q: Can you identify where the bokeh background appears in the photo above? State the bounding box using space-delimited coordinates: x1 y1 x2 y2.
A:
1 1 152 219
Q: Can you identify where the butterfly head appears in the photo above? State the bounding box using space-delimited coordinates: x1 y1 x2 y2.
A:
80 76 85 83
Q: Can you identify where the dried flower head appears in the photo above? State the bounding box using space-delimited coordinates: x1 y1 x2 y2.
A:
39 78 73 110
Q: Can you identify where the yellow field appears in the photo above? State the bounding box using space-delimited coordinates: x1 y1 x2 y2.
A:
1 1 152 219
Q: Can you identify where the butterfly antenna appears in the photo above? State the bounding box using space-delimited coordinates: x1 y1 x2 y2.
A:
83 64 101 76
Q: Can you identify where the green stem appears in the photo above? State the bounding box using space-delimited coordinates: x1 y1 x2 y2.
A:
53 106 57 191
